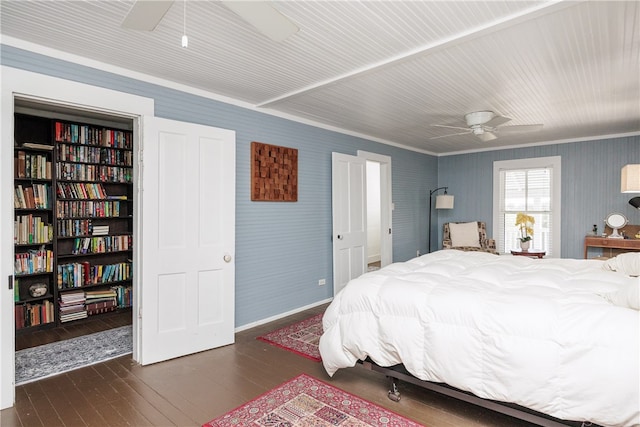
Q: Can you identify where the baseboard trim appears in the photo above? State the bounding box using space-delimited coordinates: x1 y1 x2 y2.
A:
235 298 333 333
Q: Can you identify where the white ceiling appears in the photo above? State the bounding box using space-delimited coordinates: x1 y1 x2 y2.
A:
1 1 639 155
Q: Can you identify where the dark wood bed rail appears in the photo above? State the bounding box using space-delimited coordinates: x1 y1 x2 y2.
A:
358 359 597 427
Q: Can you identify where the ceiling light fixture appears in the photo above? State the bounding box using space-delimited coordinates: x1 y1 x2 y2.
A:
181 0 188 48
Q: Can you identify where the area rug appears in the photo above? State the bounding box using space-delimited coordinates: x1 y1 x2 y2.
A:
203 373 423 427
257 313 323 362
15 325 132 385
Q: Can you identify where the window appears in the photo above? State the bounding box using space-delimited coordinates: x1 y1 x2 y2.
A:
493 157 561 257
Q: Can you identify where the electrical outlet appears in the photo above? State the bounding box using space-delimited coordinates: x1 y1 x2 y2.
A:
318 279 326 286
417 250 421 257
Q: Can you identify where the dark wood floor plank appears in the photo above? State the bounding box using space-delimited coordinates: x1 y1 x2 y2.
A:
5 303 534 427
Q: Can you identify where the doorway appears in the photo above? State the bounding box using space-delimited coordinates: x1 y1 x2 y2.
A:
359 151 392 269
366 161 381 271
1 67 154 409
331 151 391 295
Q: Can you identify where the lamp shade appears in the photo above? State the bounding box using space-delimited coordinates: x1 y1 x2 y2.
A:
621 164 640 193
630 197 640 209
435 194 454 209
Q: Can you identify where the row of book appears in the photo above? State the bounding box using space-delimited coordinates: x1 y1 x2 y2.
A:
15 150 52 180
14 214 54 245
56 162 133 183
15 300 55 329
57 261 132 289
69 235 132 255
113 285 132 309
15 248 54 275
15 183 52 210
54 122 133 149
56 182 108 200
57 218 90 237
57 219 111 238
59 285 132 322
56 200 122 219
56 144 133 166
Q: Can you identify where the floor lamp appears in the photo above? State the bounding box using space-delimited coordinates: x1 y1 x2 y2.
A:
429 187 454 253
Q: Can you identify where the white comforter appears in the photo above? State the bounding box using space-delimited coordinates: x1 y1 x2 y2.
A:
319 250 640 426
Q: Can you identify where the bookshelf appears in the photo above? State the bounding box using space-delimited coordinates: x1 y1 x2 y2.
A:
14 113 133 332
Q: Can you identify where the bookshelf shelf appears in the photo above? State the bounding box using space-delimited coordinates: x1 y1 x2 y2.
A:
57 250 133 259
15 293 54 304
14 113 133 332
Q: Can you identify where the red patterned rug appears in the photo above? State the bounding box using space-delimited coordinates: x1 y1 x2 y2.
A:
257 313 323 362
203 374 423 427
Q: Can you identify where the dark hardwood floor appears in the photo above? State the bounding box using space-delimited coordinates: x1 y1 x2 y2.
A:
16 308 133 351
3 303 534 427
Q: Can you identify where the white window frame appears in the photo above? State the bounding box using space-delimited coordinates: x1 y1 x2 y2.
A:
493 156 561 257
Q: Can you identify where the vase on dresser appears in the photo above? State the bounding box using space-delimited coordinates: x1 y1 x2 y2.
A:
519 240 531 251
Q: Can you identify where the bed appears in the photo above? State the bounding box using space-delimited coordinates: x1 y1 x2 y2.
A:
319 250 640 427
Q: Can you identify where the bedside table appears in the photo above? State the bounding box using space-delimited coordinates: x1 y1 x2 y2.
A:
510 250 546 259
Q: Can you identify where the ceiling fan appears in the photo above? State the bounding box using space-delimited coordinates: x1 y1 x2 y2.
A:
121 0 299 42
430 111 543 142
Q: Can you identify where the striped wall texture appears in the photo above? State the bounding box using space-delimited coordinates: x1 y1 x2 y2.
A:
3 45 638 326
438 136 640 259
1 45 437 327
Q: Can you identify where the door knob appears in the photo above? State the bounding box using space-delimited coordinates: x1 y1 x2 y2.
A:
337 235 343 240
223 254 232 263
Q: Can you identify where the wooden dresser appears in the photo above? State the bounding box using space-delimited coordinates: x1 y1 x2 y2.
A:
584 236 640 259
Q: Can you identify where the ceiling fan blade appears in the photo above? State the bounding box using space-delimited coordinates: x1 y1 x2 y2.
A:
497 124 544 134
429 130 472 140
122 0 174 31
222 1 299 42
484 115 511 128
476 131 497 142
431 124 470 131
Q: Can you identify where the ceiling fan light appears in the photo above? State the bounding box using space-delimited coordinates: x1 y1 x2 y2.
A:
465 111 494 127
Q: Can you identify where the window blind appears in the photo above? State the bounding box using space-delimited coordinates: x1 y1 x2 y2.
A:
498 167 553 255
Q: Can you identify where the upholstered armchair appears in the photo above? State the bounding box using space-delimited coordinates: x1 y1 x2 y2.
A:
442 221 498 255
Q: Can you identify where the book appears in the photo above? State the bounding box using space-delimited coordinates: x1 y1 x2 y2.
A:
87 306 117 316
92 225 110 236
85 300 117 312
22 142 53 151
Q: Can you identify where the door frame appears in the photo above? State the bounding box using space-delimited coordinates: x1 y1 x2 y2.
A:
357 151 392 267
0 66 154 409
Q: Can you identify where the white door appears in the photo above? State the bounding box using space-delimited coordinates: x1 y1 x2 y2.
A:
139 117 235 365
332 152 366 296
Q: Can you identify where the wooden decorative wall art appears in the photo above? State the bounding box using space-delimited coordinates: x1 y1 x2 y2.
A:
251 141 298 201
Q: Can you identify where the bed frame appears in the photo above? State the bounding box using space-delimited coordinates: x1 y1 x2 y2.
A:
358 359 596 427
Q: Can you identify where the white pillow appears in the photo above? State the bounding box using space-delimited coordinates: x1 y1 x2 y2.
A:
449 222 481 247
603 280 640 310
602 252 640 277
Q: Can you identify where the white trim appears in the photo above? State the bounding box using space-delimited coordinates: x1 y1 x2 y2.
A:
234 298 332 333
437 131 640 157
0 66 154 409
492 156 562 257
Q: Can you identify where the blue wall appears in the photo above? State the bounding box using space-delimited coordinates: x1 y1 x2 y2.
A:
4 44 637 325
437 136 640 259
1 45 437 326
